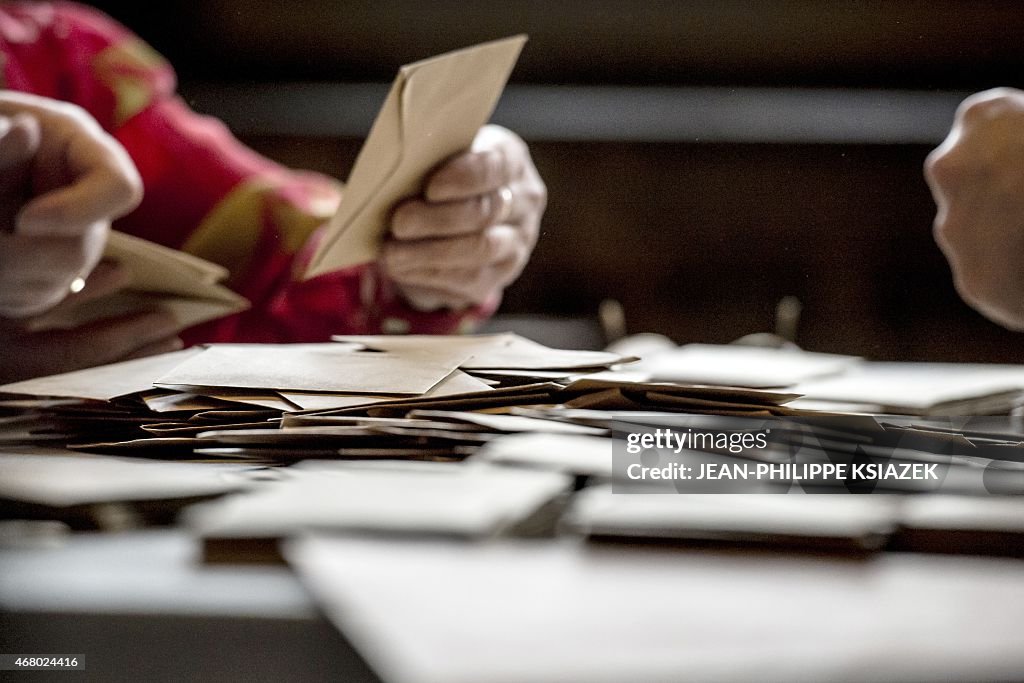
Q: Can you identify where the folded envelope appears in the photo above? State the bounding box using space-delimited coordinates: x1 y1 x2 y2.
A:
32 231 249 333
304 35 527 278
154 345 468 395
0 348 202 401
279 370 493 411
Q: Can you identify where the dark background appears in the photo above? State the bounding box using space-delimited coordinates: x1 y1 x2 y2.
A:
88 1 1024 360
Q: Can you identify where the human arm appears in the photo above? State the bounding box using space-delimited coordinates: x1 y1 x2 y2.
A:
1 3 545 343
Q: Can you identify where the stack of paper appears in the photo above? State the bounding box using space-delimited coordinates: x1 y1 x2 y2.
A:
629 341 1024 415
0 334 641 461
0 333 851 464
0 348 208 448
4 335 1024 560
790 362 1024 415
7 337 1024 480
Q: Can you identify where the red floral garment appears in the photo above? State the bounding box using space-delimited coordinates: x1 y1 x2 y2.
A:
0 2 496 342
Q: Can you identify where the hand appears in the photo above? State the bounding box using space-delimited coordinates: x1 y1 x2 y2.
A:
925 87 1024 330
382 125 546 311
0 261 183 384
0 91 142 318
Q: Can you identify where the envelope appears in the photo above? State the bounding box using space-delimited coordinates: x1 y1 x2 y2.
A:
0 347 202 401
304 35 527 278
32 231 249 333
279 369 493 411
154 345 468 395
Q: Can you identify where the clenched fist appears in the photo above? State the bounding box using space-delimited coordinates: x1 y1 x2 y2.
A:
925 88 1024 330
382 124 546 311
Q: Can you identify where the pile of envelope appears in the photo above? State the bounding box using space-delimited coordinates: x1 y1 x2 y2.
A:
0 334 814 463
635 342 1024 415
3 335 1024 557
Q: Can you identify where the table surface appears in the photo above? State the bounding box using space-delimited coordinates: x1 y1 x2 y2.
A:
3 526 1024 683
0 529 378 682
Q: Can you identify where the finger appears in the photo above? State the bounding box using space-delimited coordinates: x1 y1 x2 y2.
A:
923 150 951 209
17 115 141 236
17 159 141 236
383 224 523 273
0 113 40 171
953 87 1024 127
0 231 98 276
20 260 133 330
398 286 475 312
0 115 41 229
391 187 518 240
62 259 132 305
390 254 522 298
392 260 519 306
0 230 108 318
923 130 969 199
426 132 526 202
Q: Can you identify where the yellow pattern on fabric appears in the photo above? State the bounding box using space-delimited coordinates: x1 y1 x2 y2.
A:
272 193 336 254
457 317 480 334
183 179 335 285
92 38 169 126
182 178 274 286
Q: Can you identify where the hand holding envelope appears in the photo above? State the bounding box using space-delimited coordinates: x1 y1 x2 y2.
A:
0 231 246 383
305 35 544 311
0 260 184 383
0 94 190 382
383 124 546 311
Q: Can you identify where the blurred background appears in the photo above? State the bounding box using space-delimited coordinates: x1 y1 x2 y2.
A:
89 1 1024 361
